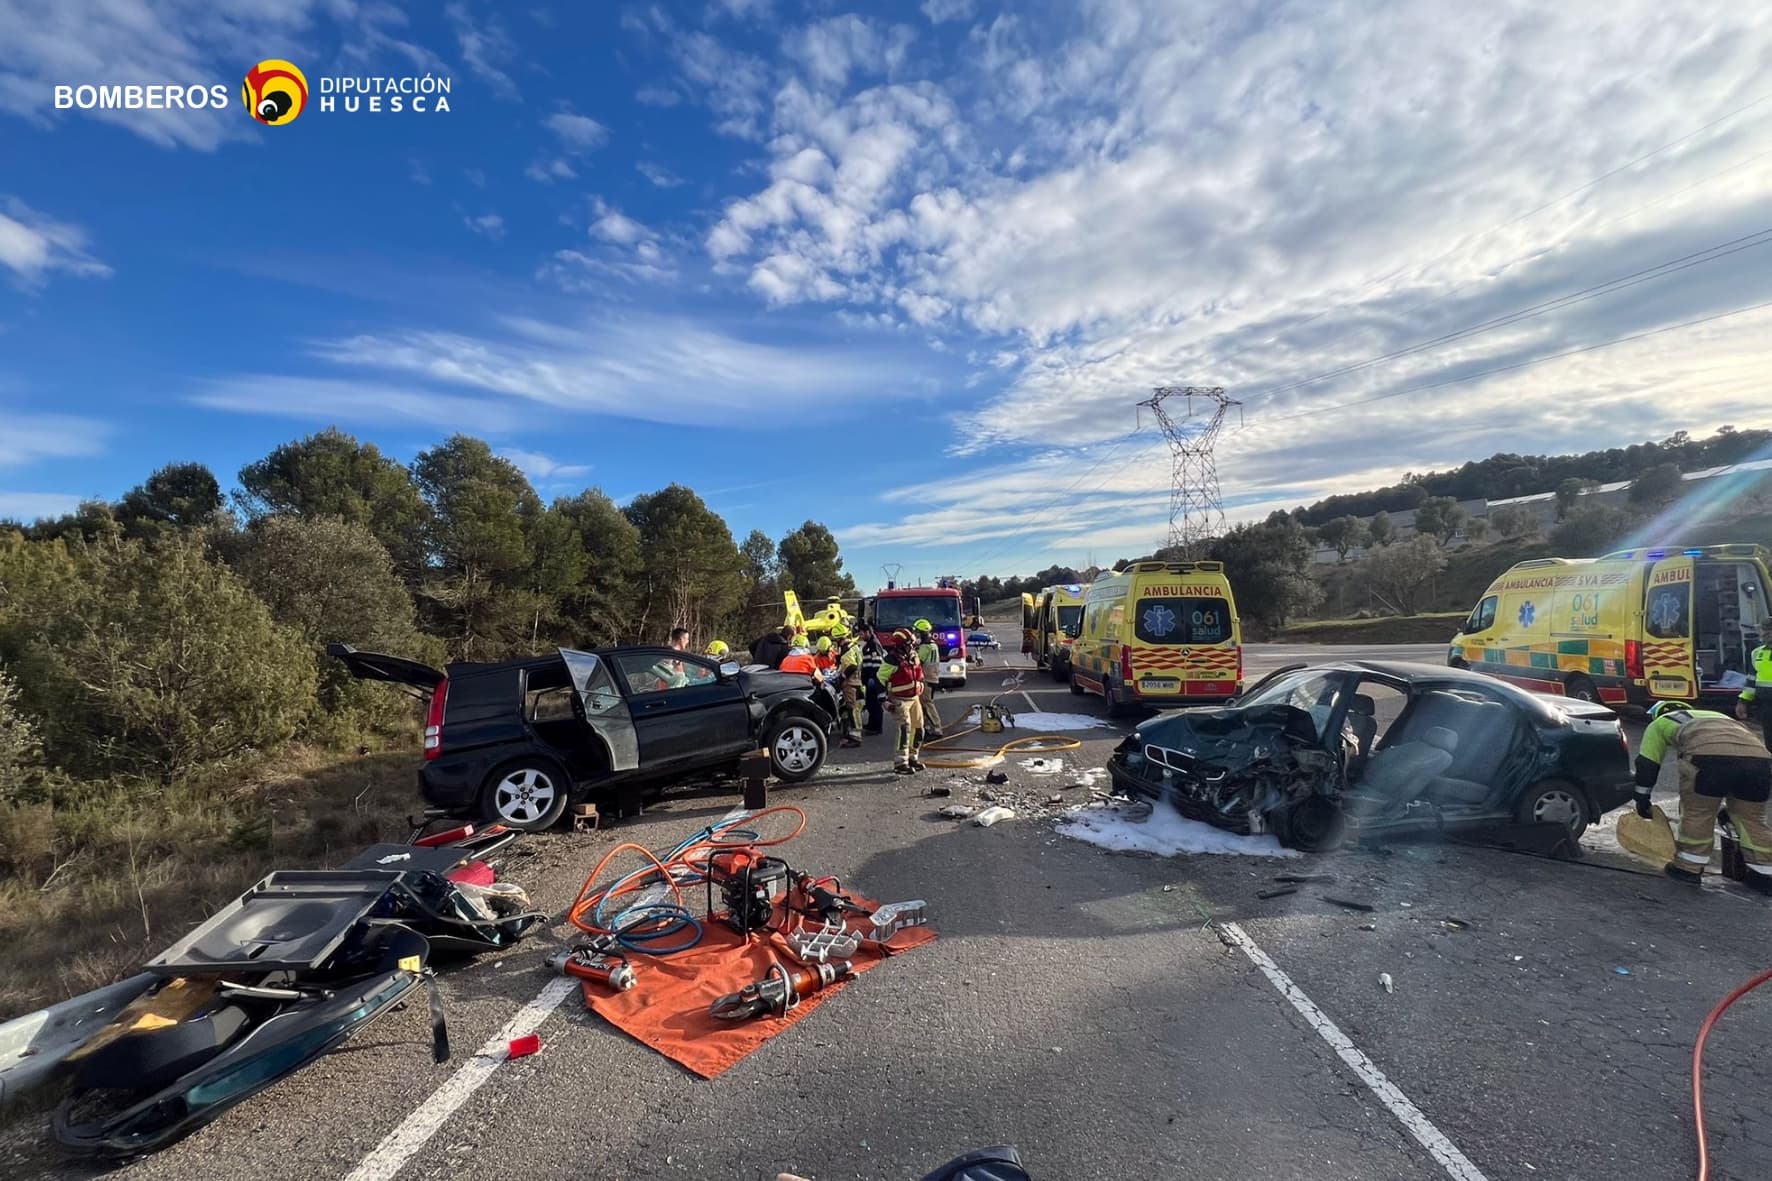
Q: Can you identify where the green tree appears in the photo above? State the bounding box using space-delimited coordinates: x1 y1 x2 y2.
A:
624 485 742 645
777 521 857 601
1358 535 1447 615
237 428 431 578
1550 506 1638 556
1208 513 1321 630
0 664 43 804
1628 462 1683 508
116 462 223 536
412 436 543 659
553 490 644 647
3 536 316 782
1554 477 1596 520
231 517 435 726
1367 511 1395 547
735 529 781 642
1413 497 1467 545
24 499 123 544
1488 505 1540 539
1318 515 1368 563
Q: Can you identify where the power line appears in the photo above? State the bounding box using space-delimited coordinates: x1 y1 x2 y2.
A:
1244 226 1772 405
1246 295 1772 428
959 429 1145 571
1139 386 1239 557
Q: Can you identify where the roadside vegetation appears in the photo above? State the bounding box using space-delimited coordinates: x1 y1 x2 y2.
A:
0 428 859 1019
985 426 1772 640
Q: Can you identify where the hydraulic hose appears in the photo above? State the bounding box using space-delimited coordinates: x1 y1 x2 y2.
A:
1693 964 1772 1180
918 722 1082 769
567 806 808 955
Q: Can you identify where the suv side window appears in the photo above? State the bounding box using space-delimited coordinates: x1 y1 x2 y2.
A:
616 652 719 696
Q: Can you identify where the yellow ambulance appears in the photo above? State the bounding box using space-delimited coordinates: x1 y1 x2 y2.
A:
1019 582 1090 681
1450 543 1772 705
1071 560 1243 714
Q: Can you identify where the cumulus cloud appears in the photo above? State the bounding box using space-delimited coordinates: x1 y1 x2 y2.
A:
446 2 519 99
637 160 684 188
0 198 111 286
694 0 1772 564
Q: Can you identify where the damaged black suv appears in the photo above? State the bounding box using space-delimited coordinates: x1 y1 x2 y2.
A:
331 644 840 830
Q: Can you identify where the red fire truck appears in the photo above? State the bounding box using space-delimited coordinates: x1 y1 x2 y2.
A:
864 577 969 688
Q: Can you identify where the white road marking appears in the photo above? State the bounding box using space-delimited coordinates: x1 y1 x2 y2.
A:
343 804 750 1181
1019 691 1040 713
1216 921 1489 1181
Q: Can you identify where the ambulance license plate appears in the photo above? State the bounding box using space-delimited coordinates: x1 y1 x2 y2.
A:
1141 678 1179 692
1651 676 1689 695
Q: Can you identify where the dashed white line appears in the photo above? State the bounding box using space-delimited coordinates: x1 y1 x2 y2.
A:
342 804 750 1181
1215 921 1490 1181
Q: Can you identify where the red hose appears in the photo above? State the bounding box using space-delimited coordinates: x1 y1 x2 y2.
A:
1693 965 1772 1180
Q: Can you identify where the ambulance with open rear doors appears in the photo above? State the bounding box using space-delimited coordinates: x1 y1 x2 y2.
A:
1450 543 1772 706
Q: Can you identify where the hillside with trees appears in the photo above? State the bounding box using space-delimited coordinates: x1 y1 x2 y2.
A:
0 428 857 1016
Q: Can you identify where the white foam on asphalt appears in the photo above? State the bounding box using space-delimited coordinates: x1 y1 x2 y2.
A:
346 805 751 1181
1010 711 1109 731
1058 799 1300 858
1018 757 1065 775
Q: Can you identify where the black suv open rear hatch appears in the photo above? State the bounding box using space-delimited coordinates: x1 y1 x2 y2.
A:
326 643 446 698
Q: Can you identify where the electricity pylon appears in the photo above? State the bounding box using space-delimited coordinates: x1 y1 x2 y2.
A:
1137 386 1240 558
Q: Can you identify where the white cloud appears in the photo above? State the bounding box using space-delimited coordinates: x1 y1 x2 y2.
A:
408 158 432 185
589 199 648 245
464 168 487 187
445 1 519 99
299 311 930 428
527 107 608 183
190 376 522 434
497 447 592 483
0 410 110 467
0 492 86 522
637 160 684 188
526 158 577 183
702 0 1772 539
463 212 505 240
543 111 609 150
785 15 917 91
920 0 974 23
628 9 771 139
0 198 111 285
635 85 683 107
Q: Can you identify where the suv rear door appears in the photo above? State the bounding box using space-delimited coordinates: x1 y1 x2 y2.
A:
325 643 444 695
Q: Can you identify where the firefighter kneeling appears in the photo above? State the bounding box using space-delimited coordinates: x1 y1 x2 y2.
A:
1635 700 1772 892
879 629 927 774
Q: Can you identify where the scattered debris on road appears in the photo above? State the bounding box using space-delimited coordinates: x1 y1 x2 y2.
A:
973 805 1016 827
938 804 976 819
1379 973 1394 994
1322 895 1377 912
1257 886 1299 899
1275 872 1337 884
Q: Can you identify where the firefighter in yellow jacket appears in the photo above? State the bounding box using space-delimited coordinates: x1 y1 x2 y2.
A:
913 618 944 738
878 629 926 774
1735 621 1772 750
832 624 863 748
1635 701 1772 892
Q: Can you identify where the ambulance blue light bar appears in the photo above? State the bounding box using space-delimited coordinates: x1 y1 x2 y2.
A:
1646 548 1667 559
1683 548 1704 556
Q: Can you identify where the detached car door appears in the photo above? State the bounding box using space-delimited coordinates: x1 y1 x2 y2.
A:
611 649 752 767
559 649 639 773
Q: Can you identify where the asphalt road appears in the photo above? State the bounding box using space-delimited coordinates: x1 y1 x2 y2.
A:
5 643 1767 1181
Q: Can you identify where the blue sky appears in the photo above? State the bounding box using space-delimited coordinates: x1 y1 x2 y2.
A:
3 1 1772 580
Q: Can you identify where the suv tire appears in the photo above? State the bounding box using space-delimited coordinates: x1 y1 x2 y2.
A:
765 714 827 782
480 758 571 831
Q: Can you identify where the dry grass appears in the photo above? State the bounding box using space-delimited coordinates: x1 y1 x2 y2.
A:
0 744 423 1021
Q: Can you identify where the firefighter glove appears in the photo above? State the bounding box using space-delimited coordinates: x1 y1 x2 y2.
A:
1633 791 1654 820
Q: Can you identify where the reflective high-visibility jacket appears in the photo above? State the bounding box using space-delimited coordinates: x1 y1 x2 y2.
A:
1636 708 1768 787
1741 645 1772 704
879 655 925 698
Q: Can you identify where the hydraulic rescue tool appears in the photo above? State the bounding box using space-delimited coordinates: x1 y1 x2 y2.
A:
706 847 792 937
546 939 638 992
709 959 856 1020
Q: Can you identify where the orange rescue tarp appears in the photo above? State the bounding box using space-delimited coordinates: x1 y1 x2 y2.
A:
584 899 935 1079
